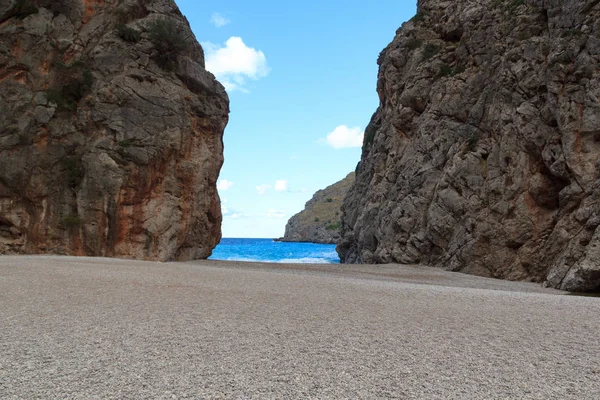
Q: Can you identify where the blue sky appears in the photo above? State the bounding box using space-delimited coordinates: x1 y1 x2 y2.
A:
176 1 417 238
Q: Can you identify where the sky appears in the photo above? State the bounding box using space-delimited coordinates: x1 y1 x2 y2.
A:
176 1 417 238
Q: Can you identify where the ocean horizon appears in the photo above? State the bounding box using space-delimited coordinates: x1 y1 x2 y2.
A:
209 238 340 264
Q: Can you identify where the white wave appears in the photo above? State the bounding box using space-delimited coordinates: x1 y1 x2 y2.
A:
223 256 264 263
277 258 335 264
211 256 338 264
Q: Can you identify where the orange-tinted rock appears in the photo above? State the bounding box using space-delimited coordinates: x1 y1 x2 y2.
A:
0 0 229 261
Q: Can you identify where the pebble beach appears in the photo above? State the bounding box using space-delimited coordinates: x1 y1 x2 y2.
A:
1 256 599 399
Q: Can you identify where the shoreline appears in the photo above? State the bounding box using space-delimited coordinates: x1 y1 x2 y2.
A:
273 237 338 245
1 254 561 294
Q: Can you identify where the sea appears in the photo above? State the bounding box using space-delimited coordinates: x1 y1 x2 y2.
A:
209 238 340 264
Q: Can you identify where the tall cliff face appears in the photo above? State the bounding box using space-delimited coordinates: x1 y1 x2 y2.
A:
280 172 354 244
0 0 229 261
338 0 600 291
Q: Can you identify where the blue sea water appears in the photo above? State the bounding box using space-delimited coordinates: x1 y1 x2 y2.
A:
209 238 340 264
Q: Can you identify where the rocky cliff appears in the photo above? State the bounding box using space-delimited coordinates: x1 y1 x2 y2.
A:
280 173 354 244
0 0 229 260
338 0 600 291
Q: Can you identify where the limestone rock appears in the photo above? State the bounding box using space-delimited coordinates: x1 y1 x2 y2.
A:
0 0 229 261
338 0 600 292
279 173 354 244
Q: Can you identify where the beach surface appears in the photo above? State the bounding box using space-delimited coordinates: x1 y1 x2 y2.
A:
1 256 599 399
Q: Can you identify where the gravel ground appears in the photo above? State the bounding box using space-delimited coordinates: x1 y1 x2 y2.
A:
0 256 599 399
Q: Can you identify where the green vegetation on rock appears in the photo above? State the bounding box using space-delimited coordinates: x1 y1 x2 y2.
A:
62 157 85 188
147 18 189 69
434 63 453 80
411 11 426 23
116 24 142 43
422 43 440 61
46 61 94 112
405 38 423 50
60 214 82 229
562 29 583 38
280 173 355 244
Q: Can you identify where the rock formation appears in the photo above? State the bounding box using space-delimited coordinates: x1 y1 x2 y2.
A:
279 172 354 244
338 0 600 291
0 0 229 261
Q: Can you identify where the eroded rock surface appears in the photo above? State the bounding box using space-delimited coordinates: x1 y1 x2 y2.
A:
279 172 354 244
338 0 600 291
0 0 229 260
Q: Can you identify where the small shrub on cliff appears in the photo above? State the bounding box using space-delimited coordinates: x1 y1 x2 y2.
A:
114 2 149 24
116 24 142 43
147 18 189 70
434 63 453 80
363 124 378 149
377 49 386 65
453 64 466 75
562 29 583 38
326 222 341 231
510 0 525 10
63 69 93 98
60 214 82 229
411 11 426 23
62 157 85 188
405 38 423 51
46 88 76 111
114 7 129 24
13 0 38 19
47 63 94 112
464 135 479 153
326 198 333 203
433 63 466 80
421 43 440 61
118 138 139 148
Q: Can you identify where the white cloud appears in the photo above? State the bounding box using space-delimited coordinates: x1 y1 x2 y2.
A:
325 125 364 149
267 209 286 219
274 180 288 192
210 12 230 28
203 37 270 92
221 199 250 219
217 179 234 191
256 184 271 195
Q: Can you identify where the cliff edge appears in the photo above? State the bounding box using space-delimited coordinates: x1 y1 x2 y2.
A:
0 0 229 261
338 0 600 291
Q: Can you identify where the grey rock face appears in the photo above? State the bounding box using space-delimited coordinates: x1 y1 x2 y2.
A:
338 0 600 291
280 173 355 244
0 0 229 261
